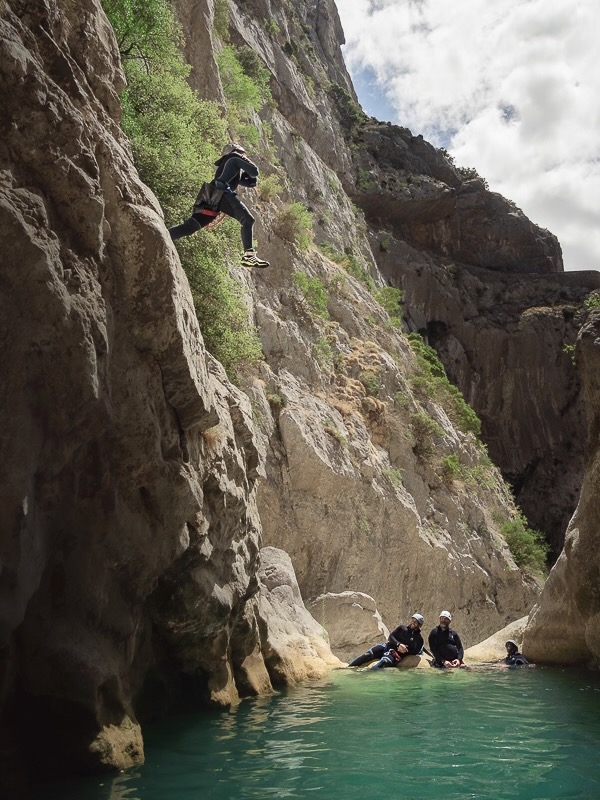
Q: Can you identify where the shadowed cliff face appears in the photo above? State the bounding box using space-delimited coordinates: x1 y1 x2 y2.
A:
524 311 600 668
0 0 338 779
372 237 598 557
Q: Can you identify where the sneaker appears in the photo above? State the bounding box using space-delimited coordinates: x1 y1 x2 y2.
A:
241 249 270 269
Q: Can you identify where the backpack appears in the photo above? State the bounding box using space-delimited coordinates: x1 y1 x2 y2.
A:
193 181 225 213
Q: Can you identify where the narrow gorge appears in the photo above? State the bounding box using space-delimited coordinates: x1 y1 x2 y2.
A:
1 0 599 786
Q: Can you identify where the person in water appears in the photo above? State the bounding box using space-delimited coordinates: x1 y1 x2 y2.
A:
347 613 425 668
501 639 529 667
168 142 270 268
428 611 466 668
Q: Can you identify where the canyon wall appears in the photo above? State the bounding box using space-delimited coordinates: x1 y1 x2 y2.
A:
1 0 599 785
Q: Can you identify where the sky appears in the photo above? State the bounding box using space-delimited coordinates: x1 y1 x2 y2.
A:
335 0 600 272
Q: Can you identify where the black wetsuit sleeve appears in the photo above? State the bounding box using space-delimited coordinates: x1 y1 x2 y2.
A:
388 625 413 650
428 628 440 660
387 625 402 646
238 172 257 187
409 631 424 655
215 155 259 190
454 632 464 661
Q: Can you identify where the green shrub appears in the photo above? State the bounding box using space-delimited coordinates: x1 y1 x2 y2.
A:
102 0 181 61
292 272 328 317
585 291 600 310
410 410 444 458
374 286 403 327
344 254 376 292
407 333 446 378
382 466 403 488
457 165 489 189
407 332 481 436
463 463 496 490
499 513 549 574
256 173 284 202
359 370 380 397
441 454 462 481
313 336 334 364
318 243 347 264
357 169 376 191
266 392 285 408
217 44 270 115
265 20 280 38
393 390 410 408
329 82 366 137
276 203 313 249
213 0 230 41
324 421 347 447
103 0 262 378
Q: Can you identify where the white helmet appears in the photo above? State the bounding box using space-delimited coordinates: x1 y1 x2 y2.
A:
439 610 452 621
220 142 246 158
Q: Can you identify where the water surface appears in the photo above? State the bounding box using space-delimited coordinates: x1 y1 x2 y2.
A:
38 666 600 799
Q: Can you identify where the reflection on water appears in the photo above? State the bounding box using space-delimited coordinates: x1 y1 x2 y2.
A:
34 667 600 800
105 771 142 800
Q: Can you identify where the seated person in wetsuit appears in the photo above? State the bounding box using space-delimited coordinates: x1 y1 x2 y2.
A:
428 610 466 668
347 613 425 668
502 639 529 667
370 641 407 670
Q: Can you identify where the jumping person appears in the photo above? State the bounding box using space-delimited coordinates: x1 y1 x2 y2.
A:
168 143 270 268
347 613 425 668
428 611 466 668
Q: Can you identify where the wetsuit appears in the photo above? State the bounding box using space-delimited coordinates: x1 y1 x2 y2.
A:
348 624 424 667
504 652 528 666
428 625 464 667
169 154 258 249
370 647 403 669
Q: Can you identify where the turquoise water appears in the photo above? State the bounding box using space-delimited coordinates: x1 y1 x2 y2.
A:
37 666 600 799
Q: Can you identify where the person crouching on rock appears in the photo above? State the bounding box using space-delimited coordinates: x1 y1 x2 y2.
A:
428 610 466 668
347 613 425 668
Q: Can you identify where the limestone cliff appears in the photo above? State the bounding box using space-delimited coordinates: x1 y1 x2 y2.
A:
374 241 598 557
524 310 600 667
1 0 597 785
211 0 541 641
0 0 337 780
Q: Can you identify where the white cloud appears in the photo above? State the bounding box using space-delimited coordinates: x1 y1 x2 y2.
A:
336 0 600 270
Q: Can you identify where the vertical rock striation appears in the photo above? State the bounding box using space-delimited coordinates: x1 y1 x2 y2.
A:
524 311 600 667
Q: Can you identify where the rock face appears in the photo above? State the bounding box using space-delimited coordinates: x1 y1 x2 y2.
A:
257 547 343 683
1 0 598 785
524 312 600 668
308 591 389 663
0 0 335 779
374 239 599 557
215 0 541 650
351 121 563 274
